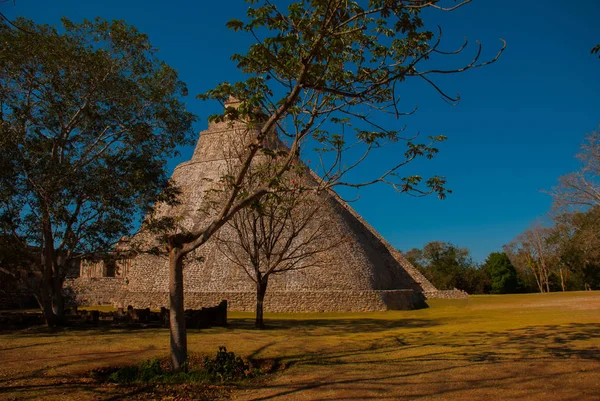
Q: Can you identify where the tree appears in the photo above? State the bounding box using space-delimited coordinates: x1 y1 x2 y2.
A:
481 252 518 294
214 160 341 328
551 208 600 291
158 0 504 370
0 18 195 326
567 208 600 289
423 241 471 290
505 223 554 293
547 215 577 292
551 130 600 210
406 241 484 293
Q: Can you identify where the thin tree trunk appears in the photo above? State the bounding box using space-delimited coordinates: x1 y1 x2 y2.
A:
538 257 550 293
41 245 57 326
544 269 550 293
526 256 544 293
52 275 65 324
41 219 59 326
532 266 544 293
558 265 566 292
39 274 56 327
169 247 187 372
255 278 268 329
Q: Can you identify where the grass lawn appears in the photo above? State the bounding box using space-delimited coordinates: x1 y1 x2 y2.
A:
1 291 599 400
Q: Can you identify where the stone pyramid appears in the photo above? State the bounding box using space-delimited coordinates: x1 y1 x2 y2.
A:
113 100 439 312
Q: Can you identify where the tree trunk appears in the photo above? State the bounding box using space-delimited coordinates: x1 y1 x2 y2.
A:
540 259 550 293
532 267 544 293
255 278 268 329
52 293 64 319
41 220 58 326
39 274 56 327
544 269 550 293
169 247 187 372
558 265 566 292
52 276 65 325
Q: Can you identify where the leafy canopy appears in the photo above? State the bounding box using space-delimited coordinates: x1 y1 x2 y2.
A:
198 0 504 200
0 17 196 259
482 252 518 294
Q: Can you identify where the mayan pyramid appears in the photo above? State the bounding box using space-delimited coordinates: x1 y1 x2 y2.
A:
103 99 438 312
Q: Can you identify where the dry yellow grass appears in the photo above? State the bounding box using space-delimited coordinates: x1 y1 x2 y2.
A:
1 291 599 400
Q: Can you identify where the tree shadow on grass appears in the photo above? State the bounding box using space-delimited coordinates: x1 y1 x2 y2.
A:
0 345 229 400
1 323 165 339
2 320 599 400
238 364 600 401
235 322 600 400
0 347 158 385
0 379 227 401
226 317 441 334
2 312 440 337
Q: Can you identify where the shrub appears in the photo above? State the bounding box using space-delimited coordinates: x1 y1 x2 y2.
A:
139 358 164 382
203 346 250 382
104 347 254 384
108 365 139 383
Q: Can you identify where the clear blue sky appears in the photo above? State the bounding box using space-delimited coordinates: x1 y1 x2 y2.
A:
4 1 600 262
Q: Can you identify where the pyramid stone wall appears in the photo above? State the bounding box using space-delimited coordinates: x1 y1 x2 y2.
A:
76 105 440 311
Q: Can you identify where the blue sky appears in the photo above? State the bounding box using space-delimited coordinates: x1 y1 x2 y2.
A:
4 1 600 262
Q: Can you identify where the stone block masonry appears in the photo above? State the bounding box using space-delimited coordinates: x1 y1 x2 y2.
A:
67 277 128 306
120 289 424 312
424 289 469 300
68 276 425 312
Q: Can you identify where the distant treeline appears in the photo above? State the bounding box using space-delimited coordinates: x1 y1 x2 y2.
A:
403 211 600 294
404 242 521 295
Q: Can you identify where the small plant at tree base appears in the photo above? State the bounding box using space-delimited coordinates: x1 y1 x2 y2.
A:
139 358 165 382
108 365 140 383
103 348 254 384
107 358 166 383
202 346 251 382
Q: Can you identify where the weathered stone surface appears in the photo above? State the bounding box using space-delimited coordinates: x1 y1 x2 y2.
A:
120 289 423 312
424 289 469 300
67 277 127 306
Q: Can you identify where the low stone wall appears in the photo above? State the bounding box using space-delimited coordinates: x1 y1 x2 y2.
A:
67 278 426 311
424 289 469 300
67 277 128 306
121 289 423 312
71 288 424 312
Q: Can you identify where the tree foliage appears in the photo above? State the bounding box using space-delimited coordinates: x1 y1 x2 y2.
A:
550 208 600 290
551 130 600 210
405 241 488 293
0 17 196 325
481 252 518 294
505 214 600 293
525 122 600 292
505 223 555 293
